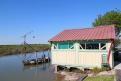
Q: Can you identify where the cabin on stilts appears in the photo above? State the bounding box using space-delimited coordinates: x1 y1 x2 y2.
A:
49 25 116 69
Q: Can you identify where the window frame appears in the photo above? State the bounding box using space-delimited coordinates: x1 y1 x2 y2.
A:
79 41 107 51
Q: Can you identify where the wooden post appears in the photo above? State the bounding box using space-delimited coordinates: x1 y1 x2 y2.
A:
35 52 38 64
54 65 57 73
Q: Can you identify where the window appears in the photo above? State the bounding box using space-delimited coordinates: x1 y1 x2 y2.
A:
80 43 99 50
80 43 85 49
53 42 74 49
100 43 106 50
69 42 74 49
86 43 99 49
53 43 58 49
80 42 107 50
58 42 68 49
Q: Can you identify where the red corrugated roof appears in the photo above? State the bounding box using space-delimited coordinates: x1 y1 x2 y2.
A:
49 25 116 42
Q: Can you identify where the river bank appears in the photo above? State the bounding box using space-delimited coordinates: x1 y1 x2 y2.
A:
0 44 50 56
54 70 114 81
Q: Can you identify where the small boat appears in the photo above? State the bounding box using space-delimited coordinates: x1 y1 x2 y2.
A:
23 57 51 65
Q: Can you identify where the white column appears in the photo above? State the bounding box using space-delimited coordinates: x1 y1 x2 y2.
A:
51 43 54 50
74 42 80 65
54 64 58 73
99 43 101 50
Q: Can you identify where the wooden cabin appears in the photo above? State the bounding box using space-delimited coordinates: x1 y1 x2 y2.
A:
49 25 116 69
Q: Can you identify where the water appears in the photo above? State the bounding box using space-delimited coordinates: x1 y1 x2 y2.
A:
0 52 55 81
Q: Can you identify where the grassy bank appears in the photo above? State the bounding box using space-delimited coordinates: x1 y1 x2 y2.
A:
0 44 50 56
84 76 114 81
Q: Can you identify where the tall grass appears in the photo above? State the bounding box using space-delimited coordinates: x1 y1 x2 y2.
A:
0 44 50 56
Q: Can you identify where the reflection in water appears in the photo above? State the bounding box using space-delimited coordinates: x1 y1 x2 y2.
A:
0 52 55 81
23 63 51 71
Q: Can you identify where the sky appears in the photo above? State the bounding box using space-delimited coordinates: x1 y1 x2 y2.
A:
0 0 121 45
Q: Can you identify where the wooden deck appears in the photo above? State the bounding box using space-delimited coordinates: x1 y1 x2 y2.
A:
23 57 51 65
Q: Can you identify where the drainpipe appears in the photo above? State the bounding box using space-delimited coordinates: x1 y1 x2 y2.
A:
107 40 113 66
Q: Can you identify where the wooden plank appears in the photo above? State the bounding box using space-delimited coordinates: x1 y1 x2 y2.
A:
77 75 88 81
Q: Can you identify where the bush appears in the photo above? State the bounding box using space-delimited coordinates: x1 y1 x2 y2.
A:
102 66 111 71
91 67 102 74
69 67 84 73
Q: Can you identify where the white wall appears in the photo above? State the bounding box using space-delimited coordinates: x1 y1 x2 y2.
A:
51 41 114 69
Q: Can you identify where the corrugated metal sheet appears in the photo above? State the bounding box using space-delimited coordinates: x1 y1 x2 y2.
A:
49 25 116 42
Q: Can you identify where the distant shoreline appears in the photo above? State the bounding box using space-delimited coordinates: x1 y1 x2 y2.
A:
0 44 50 56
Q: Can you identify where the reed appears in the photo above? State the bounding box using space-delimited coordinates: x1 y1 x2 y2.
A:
0 44 50 56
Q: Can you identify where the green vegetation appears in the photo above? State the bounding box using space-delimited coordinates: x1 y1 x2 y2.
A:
0 44 50 56
84 76 114 81
91 67 111 74
92 9 121 34
91 67 102 74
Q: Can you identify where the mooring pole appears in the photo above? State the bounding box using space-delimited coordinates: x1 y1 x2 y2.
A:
35 51 38 64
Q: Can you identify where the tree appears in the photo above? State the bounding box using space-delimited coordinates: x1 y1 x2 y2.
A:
92 10 121 35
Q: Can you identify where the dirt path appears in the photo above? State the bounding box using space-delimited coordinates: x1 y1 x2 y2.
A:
115 69 121 81
115 62 121 81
